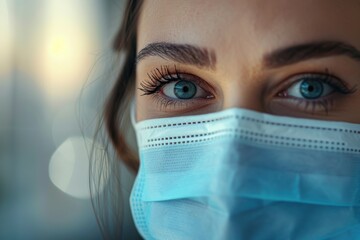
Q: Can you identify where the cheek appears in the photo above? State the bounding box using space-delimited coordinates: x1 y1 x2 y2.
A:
267 94 360 124
335 94 360 124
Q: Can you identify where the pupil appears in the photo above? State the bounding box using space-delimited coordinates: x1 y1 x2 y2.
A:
300 79 324 99
174 80 197 99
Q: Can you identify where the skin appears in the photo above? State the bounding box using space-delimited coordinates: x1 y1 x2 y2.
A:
135 0 360 123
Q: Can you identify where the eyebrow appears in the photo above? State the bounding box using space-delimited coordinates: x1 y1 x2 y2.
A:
136 42 217 69
264 41 360 68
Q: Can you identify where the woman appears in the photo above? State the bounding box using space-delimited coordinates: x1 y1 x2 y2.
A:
95 0 360 239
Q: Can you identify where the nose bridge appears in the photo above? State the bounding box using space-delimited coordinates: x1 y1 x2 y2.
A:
221 73 267 112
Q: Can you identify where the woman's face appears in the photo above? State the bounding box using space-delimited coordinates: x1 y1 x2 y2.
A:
135 0 360 123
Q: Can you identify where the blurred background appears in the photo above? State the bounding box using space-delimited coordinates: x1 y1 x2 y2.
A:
0 0 137 239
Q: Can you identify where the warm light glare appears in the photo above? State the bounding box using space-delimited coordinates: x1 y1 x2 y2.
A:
36 0 98 99
50 37 67 57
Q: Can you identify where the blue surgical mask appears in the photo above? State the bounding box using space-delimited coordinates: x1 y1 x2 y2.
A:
130 107 360 240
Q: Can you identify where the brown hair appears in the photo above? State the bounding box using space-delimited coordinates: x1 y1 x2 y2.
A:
90 0 143 239
105 0 143 172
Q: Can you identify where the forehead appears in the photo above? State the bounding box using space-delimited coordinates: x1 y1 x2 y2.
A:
137 0 360 61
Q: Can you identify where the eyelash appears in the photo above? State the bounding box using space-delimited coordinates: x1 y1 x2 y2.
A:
276 70 357 112
139 65 214 110
139 65 357 113
139 65 200 95
278 70 352 95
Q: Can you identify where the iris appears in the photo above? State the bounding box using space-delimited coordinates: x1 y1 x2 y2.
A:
174 80 197 99
300 79 324 99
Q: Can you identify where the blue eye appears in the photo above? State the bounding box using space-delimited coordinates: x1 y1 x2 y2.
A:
299 79 324 99
174 80 197 99
162 79 209 100
287 78 334 100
